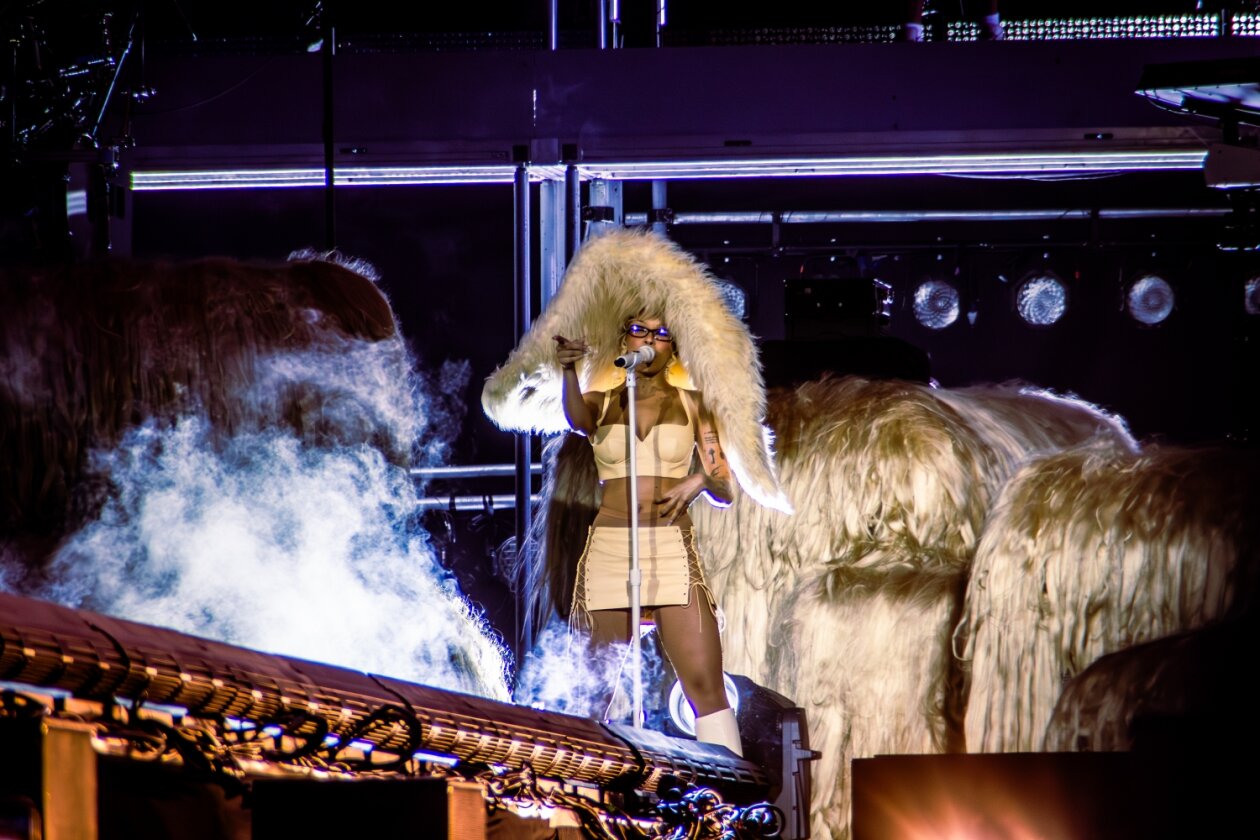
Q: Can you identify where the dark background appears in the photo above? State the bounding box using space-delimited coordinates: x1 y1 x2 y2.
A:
127 174 1257 459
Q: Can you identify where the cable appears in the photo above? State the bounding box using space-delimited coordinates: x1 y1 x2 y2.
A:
316 703 425 773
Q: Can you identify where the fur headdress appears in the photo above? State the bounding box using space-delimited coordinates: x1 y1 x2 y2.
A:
482 228 792 514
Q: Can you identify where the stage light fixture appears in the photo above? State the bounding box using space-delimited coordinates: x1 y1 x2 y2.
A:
1016 271 1068 326
1009 14 1217 41
912 278 961 330
1246 276 1260 316
1126 273 1176 325
714 277 748 320
667 675 741 737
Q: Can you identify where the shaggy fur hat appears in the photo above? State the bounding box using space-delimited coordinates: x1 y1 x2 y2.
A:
482 228 792 514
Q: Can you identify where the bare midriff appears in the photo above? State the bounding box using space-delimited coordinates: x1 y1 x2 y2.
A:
593 476 693 529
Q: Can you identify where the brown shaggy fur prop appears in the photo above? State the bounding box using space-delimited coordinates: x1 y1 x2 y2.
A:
1044 618 1258 753
0 256 399 563
959 443 1260 754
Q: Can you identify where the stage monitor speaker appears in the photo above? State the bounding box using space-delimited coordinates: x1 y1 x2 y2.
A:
252 777 486 840
852 751 1243 840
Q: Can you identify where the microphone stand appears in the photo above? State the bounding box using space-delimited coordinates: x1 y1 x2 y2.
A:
624 363 644 728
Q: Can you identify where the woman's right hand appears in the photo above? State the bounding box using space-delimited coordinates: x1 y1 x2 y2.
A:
554 335 589 370
556 335 597 434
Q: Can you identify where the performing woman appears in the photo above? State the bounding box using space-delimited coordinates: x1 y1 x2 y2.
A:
554 316 738 751
481 229 793 756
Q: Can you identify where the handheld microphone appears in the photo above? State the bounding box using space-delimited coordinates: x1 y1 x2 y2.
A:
614 346 656 369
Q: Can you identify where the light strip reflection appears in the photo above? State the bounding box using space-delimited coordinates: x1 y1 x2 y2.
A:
130 150 1207 191
131 166 523 191
575 151 1206 181
624 207 1228 224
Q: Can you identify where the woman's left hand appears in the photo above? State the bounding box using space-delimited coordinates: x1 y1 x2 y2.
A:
656 474 706 524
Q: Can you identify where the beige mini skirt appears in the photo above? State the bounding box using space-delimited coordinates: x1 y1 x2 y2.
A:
570 526 716 626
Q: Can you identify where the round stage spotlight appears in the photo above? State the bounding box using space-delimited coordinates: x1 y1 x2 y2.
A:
667 675 741 737
1126 273 1175 326
1246 276 1260 316
1016 271 1068 326
912 278 960 330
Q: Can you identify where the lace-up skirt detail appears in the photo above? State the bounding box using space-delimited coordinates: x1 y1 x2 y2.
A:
570 526 716 630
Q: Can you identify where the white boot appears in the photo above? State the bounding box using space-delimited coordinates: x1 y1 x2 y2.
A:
694 708 743 757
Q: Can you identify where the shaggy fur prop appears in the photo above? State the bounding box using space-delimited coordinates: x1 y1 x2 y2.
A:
698 377 986 687
0 255 513 701
697 377 1131 687
959 443 1260 753
1044 619 1258 754
690 377 1133 839
775 565 964 840
932 384 1136 474
481 229 791 514
0 255 399 558
516 432 602 632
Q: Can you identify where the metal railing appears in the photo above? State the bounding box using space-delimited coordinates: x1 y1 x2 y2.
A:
409 463 542 480
415 493 543 512
408 463 544 512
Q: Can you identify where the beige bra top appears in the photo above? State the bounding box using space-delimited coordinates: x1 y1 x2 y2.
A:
590 389 697 481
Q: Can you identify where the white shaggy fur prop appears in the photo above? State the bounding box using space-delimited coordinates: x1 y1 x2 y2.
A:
481 229 791 514
698 377 987 688
692 377 1133 839
697 377 1131 687
775 565 963 840
519 343 1220 840
959 443 1260 754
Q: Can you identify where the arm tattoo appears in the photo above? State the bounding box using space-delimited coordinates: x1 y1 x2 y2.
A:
701 427 728 477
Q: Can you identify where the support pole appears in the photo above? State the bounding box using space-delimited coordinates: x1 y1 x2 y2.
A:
651 179 668 236
321 10 336 250
513 163 532 663
540 179 566 308
587 179 623 241
625 366 643 727
566 164 582 260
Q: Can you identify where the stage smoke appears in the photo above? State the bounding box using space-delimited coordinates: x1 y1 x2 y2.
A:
513 621 668 723
0 256 509 701
43 415 508 699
